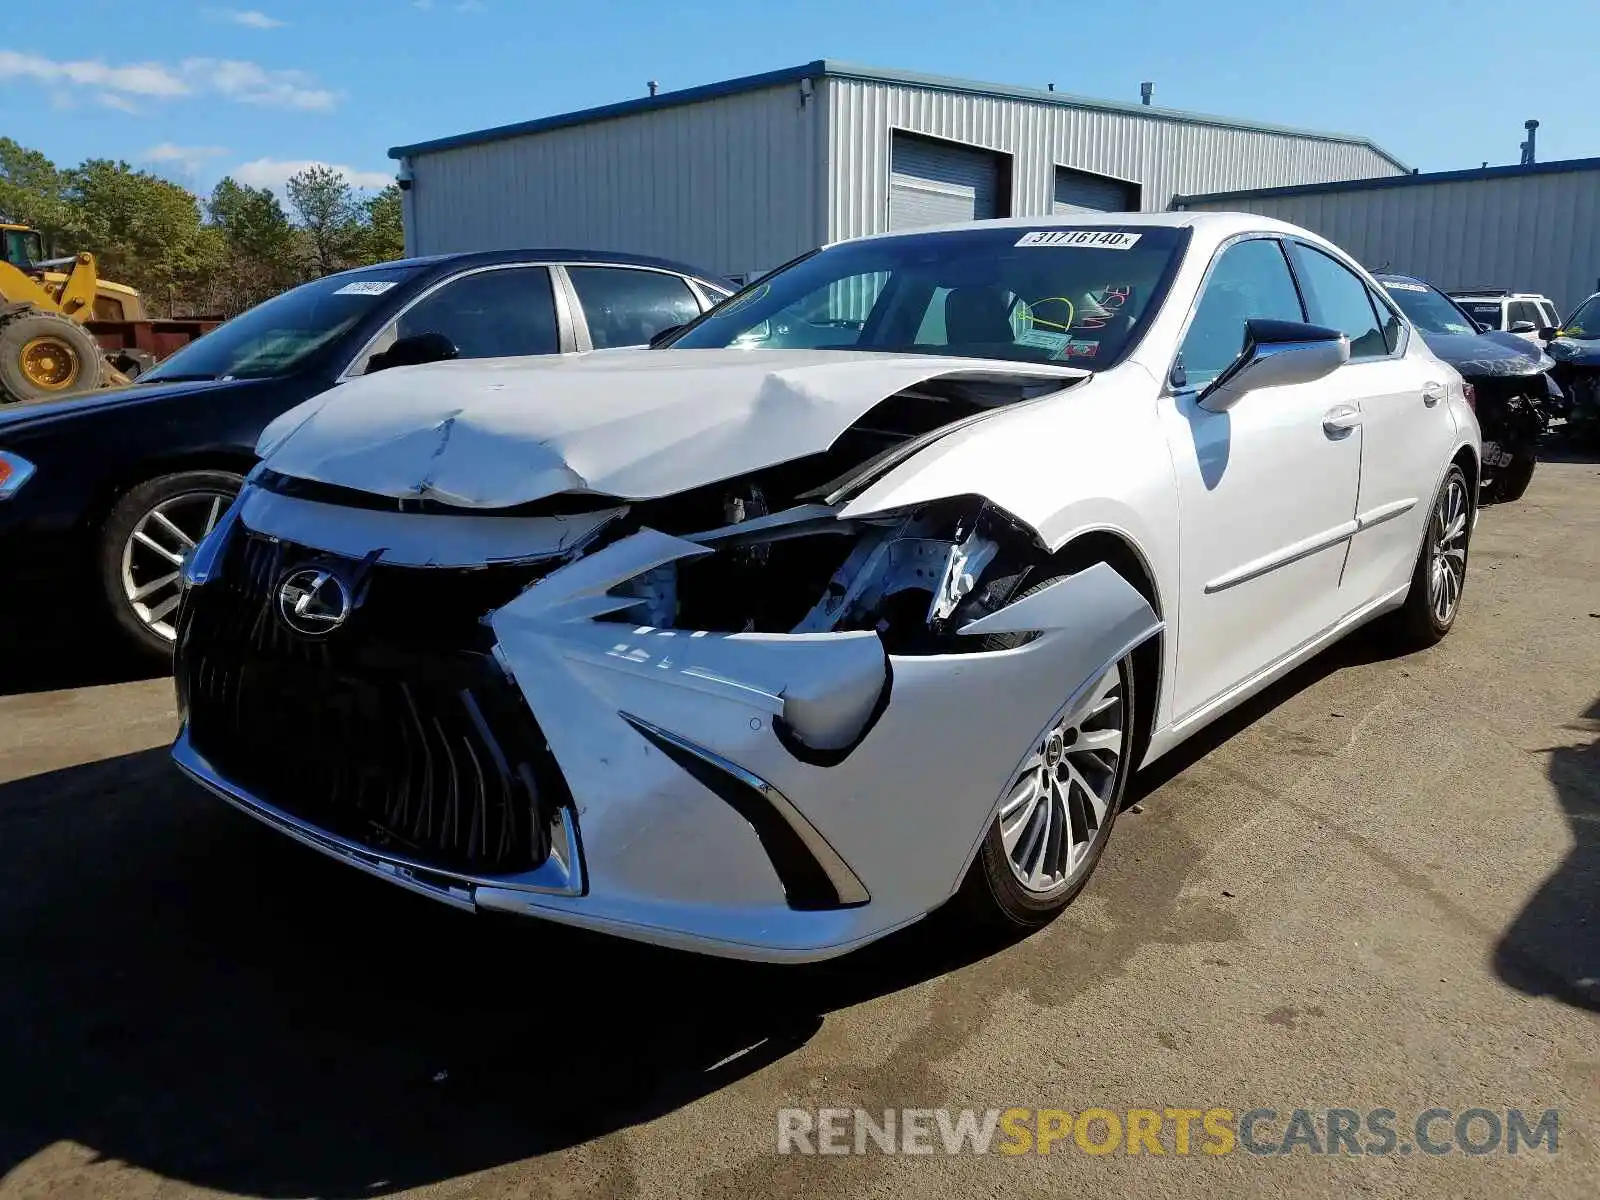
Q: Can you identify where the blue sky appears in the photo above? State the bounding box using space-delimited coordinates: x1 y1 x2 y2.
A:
6 0 1596 199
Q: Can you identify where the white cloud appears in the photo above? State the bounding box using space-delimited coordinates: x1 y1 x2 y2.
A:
0 49 337 110
143 142 231 174
203 7 287 28
0 50 188 96
233 158 394 193
181 58 337 109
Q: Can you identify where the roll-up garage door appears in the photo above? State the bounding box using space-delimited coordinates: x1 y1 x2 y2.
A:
888 133 1002 231
1052 166 1138 214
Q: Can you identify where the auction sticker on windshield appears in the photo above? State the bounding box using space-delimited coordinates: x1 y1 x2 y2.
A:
334 281 400 296
1016 230 1142 250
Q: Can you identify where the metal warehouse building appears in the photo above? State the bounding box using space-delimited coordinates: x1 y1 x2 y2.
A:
389 60 1406 279
1177 156 1600 314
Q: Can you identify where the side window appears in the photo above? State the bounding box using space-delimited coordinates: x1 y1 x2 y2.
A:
1177 238 1304 388
1287 243 1388 359
1366 285 1405 354
1508 300 1542 328
385 267 559 365
567 267 703 349
1539 301 1560 328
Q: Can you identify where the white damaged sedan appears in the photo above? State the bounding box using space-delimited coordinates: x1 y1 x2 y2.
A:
171 212 1479 961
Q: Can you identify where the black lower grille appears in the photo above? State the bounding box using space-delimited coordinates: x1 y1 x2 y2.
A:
177 531 566 877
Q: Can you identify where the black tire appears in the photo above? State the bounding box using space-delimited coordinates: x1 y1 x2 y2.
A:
1486 452 1536 503
956 567 1139 930
99 470 244 660
0 309 107 403
1389 464 1471 650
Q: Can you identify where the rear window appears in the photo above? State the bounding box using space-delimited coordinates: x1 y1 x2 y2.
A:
1459 301 1503 325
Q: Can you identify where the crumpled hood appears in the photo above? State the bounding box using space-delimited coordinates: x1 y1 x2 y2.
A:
1417 330 1551 378
256 348 1086 508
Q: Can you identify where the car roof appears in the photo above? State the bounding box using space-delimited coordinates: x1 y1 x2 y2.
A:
835 209 1313 250
330 248 736 288
1448 290 1550 300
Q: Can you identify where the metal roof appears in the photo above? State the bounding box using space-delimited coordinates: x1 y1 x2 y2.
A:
1175 154 1600 205
388 60 1407 169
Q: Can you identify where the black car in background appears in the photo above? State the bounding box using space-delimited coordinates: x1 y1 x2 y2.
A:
0 249 733 657
1375 274 1560 502
1546 292 1600 444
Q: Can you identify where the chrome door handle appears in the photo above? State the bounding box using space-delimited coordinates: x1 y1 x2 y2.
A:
1322 404 1362 437
1422 382 1445 407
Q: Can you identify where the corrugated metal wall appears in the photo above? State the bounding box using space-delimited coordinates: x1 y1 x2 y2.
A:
824 79 1402 243
404 83 823 278
1181 169 1600 314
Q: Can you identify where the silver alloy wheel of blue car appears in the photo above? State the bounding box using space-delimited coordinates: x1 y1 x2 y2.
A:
119 491 230 642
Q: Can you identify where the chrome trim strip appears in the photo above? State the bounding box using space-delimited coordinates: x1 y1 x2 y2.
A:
1204 519 1359 594
172 726 584 901
1354 496 1416 530
618 712 871 907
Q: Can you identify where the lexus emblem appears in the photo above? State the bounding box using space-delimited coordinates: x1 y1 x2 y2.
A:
276 568 352 636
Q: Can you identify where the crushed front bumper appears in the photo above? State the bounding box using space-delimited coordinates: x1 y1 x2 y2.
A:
173 500 1160 962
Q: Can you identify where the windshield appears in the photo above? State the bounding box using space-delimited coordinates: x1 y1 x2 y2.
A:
141 267 421 382
669 225 1190 367
1381 280 1478 336
3 229 43 269
1561 296 1600 338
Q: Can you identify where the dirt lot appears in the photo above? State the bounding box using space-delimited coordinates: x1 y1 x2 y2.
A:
1 461 1596 1200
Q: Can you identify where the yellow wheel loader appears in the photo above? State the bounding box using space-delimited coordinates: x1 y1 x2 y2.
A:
0 223 215 405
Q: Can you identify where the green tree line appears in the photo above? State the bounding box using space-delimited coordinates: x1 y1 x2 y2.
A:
0 138 404 318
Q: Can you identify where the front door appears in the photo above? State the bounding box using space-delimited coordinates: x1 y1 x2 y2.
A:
1158 235 1362 721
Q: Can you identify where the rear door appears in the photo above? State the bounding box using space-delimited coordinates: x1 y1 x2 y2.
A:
1287 241 1454 603
562 265 706 350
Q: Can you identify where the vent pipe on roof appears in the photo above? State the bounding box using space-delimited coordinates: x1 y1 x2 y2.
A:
1047 82 1054 91
1140 81 1154 106
647 80 659 97
1520 119 1539 165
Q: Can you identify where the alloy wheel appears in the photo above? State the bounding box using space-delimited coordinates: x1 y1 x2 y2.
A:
1428 473 1469 625
996 664 1127 895
120 491 231 641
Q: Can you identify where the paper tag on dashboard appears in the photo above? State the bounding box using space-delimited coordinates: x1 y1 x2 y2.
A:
1015 230 1142 250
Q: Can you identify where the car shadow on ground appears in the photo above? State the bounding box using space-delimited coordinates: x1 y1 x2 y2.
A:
1493 694 1600 1013
0 599 170 697
0 622 1430 1198
0 743 1040 1197
1539 427 1600 466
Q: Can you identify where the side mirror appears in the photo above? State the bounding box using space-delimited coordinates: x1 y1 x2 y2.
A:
647 323 683 349
1509 320 1538 334
1198 319 1350 412
366 331 459 373
1538 325 1558 341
